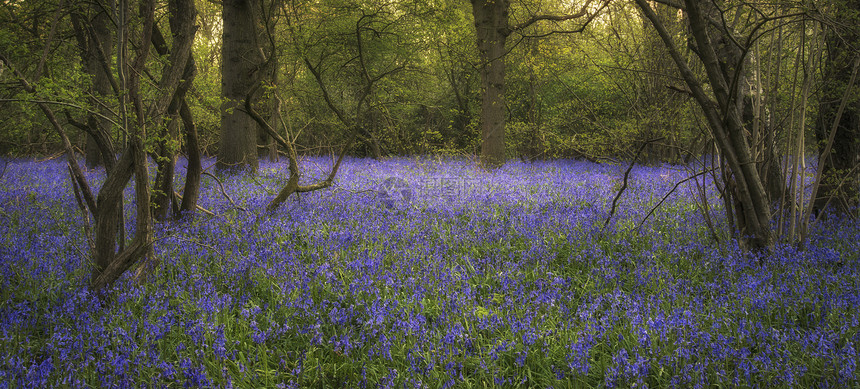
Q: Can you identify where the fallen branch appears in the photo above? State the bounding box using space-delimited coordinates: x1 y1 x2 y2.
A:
173 190 215 216
202 171 247 213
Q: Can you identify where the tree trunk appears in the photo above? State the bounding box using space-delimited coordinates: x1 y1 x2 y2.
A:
92 7 113 167
71 3 113 169
92 0 157 288
93 150 134 281
151 107 179 221
93 0 200 289
3 0 190 291
815 0 860 215
636 0 774 252
179 64 202 217
150 0 198 221
471 0 510 168
259 56 280 162
142 1 201 218
219 0 260 172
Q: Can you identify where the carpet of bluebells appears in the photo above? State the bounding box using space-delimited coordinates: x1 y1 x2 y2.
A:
1 156 859 388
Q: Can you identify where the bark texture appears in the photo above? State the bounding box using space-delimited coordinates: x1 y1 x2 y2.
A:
219 0 260 172
179 71 203 217
150 0 198 221
471 0 510 168
71 2 114 168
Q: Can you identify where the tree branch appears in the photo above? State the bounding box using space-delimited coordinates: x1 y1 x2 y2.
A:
603 137 663 229
202 171 248 213
0 53 98 216
635 168 716 231
241 81 356 212
510 0 596 32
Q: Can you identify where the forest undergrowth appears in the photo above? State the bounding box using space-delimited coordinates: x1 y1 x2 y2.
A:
0 157 858 388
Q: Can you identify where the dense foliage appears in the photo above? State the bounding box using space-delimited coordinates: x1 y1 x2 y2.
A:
0 0 706 160
1 157 858 387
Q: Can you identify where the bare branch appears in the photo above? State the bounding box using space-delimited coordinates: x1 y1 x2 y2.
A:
0 98 122 128
242 81 356 212
802 56 860 237
635 168 716 231
202 171 248 213
603 138 663 229
0 54 98 216
511 0 596 32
